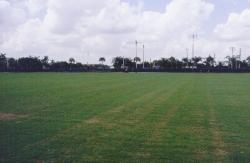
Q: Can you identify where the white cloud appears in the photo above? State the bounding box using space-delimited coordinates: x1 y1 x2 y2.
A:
212 9 250 60
3 0 238 64
0 0 27 43
214 9 250 41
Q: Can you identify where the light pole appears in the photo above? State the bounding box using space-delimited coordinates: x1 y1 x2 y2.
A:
135 40 138 69
230 47 235 69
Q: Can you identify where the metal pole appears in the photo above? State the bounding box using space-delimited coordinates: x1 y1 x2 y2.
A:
231 47 234 69
135 40 138 70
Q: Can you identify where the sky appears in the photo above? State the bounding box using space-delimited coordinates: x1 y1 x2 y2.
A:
1 0 250 65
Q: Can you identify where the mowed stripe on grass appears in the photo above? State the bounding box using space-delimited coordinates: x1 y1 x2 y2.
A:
0 73 250 162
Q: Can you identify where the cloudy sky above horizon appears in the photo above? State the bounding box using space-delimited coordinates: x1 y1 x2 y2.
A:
1 0 250 64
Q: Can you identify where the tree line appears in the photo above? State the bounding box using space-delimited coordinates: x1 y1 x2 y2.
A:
0 53 109 72
112 55 250 72
1 52 250 72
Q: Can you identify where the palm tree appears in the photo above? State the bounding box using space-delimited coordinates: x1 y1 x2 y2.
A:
0 53 7 71
192 56 202 67
41 56 49 70
246 56 250 67
134 57 141 69
204 55 215 67
69 58 75 64
99 57 106 65
69 58 75 71
225 56 236 69
182 57 190 68
134 57 141 63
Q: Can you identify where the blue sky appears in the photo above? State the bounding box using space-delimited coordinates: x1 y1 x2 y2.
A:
124 0 250 16
208 0 250 30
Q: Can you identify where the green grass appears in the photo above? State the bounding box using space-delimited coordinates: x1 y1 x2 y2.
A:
0 73 250 162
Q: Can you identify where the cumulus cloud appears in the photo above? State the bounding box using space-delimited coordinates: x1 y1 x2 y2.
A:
212 9 250 60
0 0 27 43
5 0 249 64
215 9 250 41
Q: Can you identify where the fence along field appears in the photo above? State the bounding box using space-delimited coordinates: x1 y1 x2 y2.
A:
0 73 250 162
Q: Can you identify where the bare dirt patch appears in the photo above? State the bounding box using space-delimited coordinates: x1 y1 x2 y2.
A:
211 127 227 161
0 112 27 121
206 92 227 162
196 149 207 160
85 117 102 124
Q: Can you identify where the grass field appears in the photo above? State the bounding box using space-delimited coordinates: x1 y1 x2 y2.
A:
0 73 250 162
